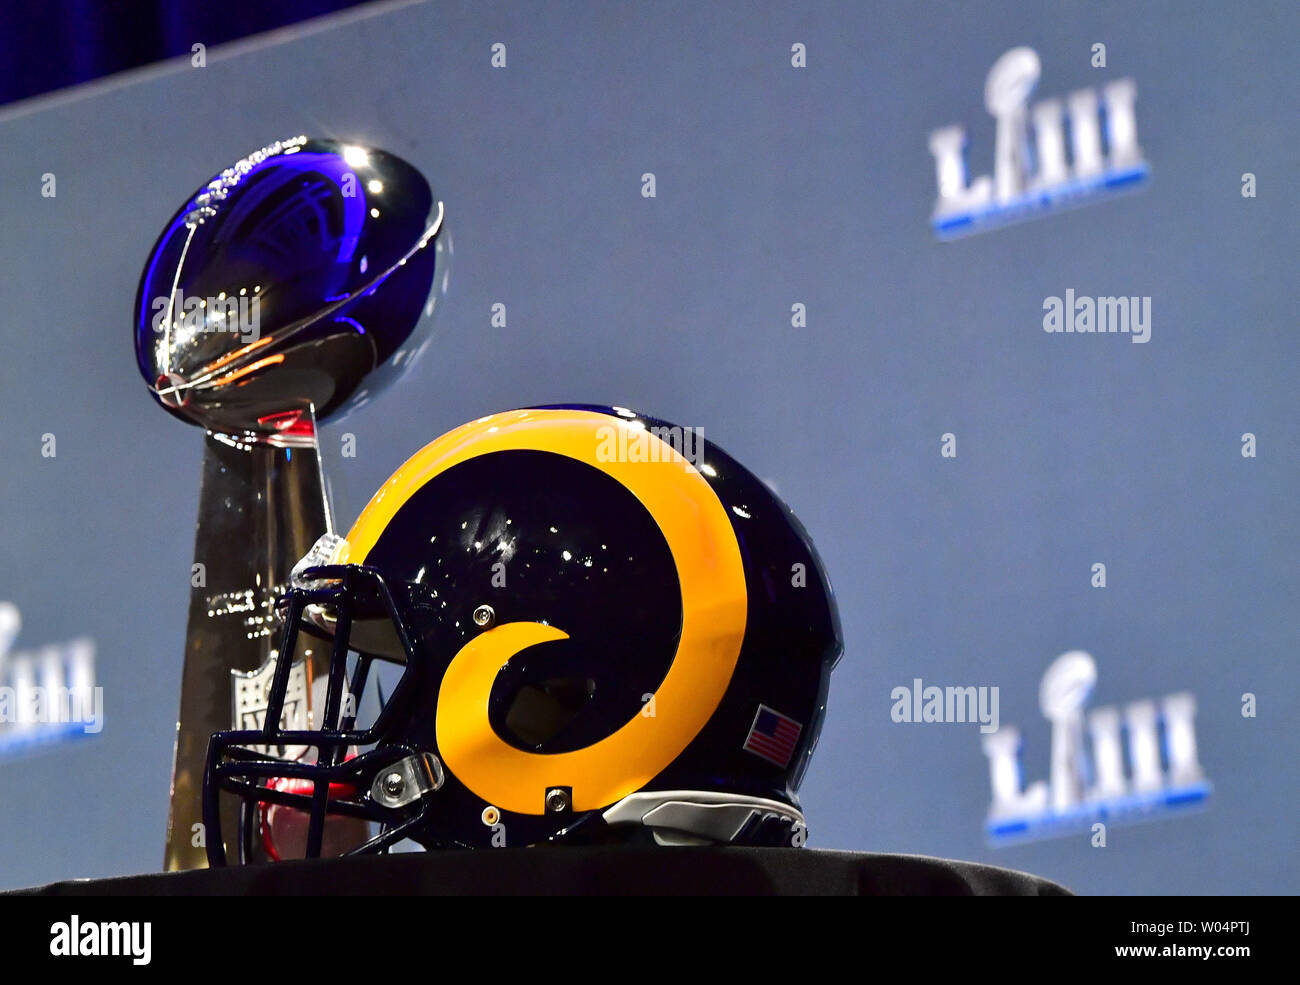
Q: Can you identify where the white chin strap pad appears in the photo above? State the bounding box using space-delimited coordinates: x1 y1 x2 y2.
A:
290 533 349 588
602 790 806 846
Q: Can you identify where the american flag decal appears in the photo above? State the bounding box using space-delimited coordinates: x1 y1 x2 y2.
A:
743 704 802 768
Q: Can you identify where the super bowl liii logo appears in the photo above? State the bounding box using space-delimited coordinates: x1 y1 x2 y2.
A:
981 651 1209 844
929 47 1149 239
0 602 101 757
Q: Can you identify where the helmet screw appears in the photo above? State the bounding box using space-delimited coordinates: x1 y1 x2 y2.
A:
545 787 570 813
472 604 495 628
383 772 405 797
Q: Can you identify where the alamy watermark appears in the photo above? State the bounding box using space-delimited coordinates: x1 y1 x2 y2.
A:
1043 289 1151 343
0 682 103 734
0 603 102 749
595 423 705 470
50 916 150 965
151 288 261 343
891 678 1000 733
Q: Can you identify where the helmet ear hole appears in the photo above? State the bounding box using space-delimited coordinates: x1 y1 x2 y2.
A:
346 617 408 662
501 677 596 749
300 605 409 663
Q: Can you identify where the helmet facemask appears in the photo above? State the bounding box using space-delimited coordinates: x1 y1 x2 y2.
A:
203 562 447 865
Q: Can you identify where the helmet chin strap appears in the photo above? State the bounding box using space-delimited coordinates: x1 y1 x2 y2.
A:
601 790 808 847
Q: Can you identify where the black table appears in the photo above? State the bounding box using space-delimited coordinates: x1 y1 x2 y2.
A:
13 847 1071 896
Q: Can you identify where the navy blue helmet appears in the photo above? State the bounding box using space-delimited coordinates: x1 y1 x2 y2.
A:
204 405 841 863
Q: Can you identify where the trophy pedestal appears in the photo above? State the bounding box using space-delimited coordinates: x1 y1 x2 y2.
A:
164 423 332 871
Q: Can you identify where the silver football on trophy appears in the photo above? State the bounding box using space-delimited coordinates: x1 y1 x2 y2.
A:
134 136 448 436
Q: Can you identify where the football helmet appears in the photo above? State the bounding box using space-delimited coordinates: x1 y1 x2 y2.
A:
203 405 842 863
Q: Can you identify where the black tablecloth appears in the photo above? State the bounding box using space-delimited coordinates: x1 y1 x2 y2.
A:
12 847 1071 896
